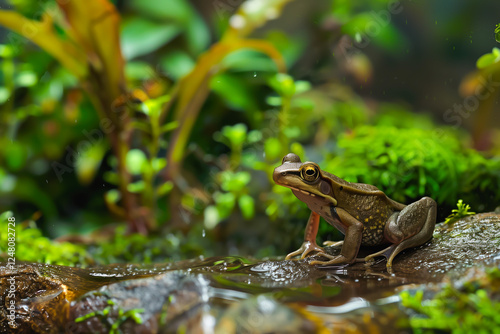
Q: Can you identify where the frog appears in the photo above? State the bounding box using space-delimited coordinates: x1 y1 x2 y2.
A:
273 153 437 268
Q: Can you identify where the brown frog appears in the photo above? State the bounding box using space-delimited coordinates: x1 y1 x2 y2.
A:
273 153 436 267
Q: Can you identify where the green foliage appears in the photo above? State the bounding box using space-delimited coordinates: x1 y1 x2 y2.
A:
476 47 500 69
0 212 89 265
75 299 144 334
495 23 500 43
2 0 500 264
400 267 500 333
90 226 193 264
444 200 476 225
323 126 500 207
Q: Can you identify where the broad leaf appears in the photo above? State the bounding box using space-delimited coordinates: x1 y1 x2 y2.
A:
121 18 182 60
58 0 124 98
0 11 87 78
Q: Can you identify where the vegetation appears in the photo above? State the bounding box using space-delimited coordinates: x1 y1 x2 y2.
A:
444 200 476 225
0 0 499 264
74 299 144 334
400 267 500 333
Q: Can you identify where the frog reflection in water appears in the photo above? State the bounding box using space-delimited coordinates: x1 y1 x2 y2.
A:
273 153 437 268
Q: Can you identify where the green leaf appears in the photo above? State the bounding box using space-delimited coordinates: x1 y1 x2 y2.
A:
264 137 282 160
238 194 255 219
204 205 220 229
220 171 251 192
75 142 108 185
221 123 248 149
495 23 500 43
15 70 37 87
5 141 27 171
214 192 236 220
160 121 179 134
290 142 305 159
127 180 145 193
105 189 121 204
125 149 147 175
140 94 172 117
211 73 258 111
476 48 500 69
0 11 87 78
221 50 279 72
121 18 182 60
129 0 192 23
156 181 173 196
160 51 195 80
152 158 167 172
185 11 210 55
57 0 124 96
0 87 10 104
125 61 155 80
268 73 295 97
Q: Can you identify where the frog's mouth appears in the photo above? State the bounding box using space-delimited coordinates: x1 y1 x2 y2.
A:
285 185 338 206
287 186 318 197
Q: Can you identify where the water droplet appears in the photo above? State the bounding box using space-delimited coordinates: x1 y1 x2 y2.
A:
202 229 206 237
45 179 48 183
253 72 257 78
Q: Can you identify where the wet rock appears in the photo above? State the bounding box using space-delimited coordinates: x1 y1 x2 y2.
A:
67 272 210 333
0 213 499 333
387 212 500 279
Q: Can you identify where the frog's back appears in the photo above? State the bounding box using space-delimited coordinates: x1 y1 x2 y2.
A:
325 174 406 246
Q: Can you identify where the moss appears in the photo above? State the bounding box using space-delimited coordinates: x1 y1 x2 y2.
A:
323 126 500 210
0 211 89 266
400 266 500 333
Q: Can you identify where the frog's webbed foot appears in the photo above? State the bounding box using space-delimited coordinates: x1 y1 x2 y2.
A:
285 241 325 260
310 255 350 266
322 240 343 247
364 245 396 263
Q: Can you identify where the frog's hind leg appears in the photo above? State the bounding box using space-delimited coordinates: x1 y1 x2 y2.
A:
367 197 437 267
364 244 397 263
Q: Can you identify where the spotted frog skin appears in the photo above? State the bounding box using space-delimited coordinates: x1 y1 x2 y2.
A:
273 153 437 267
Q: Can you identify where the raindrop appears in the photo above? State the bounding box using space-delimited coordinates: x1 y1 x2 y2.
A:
253 72 257 78
45 179 48 183
202 229 206 237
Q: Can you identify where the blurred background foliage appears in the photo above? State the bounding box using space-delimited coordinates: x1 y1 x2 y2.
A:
0 0 500 265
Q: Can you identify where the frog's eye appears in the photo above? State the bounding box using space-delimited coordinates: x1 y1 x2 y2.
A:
300 164 319 182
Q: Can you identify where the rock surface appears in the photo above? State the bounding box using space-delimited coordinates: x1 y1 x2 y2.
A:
1 213 499 333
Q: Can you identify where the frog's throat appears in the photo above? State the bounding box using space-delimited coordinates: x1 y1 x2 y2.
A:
287 185 338 206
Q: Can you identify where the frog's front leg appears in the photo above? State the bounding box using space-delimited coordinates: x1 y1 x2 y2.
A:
286 211 326 260
310 208 363 266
